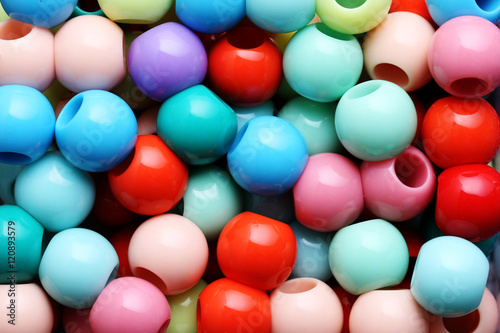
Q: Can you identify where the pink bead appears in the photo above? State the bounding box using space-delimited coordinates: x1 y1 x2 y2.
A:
270 278 344 333
54 15 126 92
428 15 500 98
363 12 435 92
128 214 209 295
293 153 364 232
0 19 55 91
89 277 171 333
361 145 436 222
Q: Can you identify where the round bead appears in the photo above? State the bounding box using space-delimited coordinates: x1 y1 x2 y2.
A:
38 228 119 308
421 97 500 169
362 12 435 92
227 115 308 196
0 19 55 91
283 23 363 103
217 211 297 291
233 100 275 131
97 0 173 24
0 85 55 165
14 151 95 232
293 153 364 232
389 0 434 24
1 0 77 28
128 22 207 102
55 90 138 172
108 135 188 216
426 0 500 26
360 145 436 222
197 278 272 333
166 280 207 333
207 27 283 107
54 15 126 92
156 84 238 165
316 0 391 35
0 3 9 21
410 236 489 317
435 163 500 242
89 277 171 333
427 15 500 98
329 219 409 295
335 79 417 161
128 214 209 295
270 278 343 333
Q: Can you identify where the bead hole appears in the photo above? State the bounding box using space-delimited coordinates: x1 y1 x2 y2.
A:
0 153 32 164
315 23 353 41
133 266 168 294
346 81 382 99
442 309 480 333
449 78 489 98
336 0 367 9
475 0 500 11
226 28 266 49
0 20 34 40
280 279 317 294
394 151 428 188
373 63 409 89
77 0 101 12
57 95 83 128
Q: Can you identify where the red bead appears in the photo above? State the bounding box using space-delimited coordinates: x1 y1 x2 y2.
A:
197 278 272 333
389 0 435 26
108 135 189 216
217 211 297 291
108 224 138 277
422 97 500 169
435 163 500 242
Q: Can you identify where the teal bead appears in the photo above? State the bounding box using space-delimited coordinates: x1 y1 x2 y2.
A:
233 100 275 132
278 96 342 155
0 205 45 283
157 84 238 165
328 219 409 295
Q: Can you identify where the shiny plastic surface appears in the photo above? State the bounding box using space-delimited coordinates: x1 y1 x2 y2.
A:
97 0 173 24
166 280 207 333
1 0 77 28
426 0 500 26
389 0 434 24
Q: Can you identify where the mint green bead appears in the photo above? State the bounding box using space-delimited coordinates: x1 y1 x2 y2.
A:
166 279 207 333
329 219 409 295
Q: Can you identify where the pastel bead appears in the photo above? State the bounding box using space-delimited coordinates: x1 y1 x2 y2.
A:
0 85 55 165
329 219 409 295
335 80 417 161
0 163 23 204
227 115 308 196
97 0 173 24
128 22 207 102
293 153 364 232
157 84 238 165
270 278 344 333
410 236 489 317
14 151 95 232
54 15 126 92
89 277 171 333
176 0 245 34
360 145 436 222
0 19 55 91
283 23 363 103
426 0 500 26
0 2 8 21
427 15 500 98
1 0 77 28
166 280 207 333
128 214 209 295
316 0 391 34
233 100 275 131
38 228 119 308
363 12 435 92
349 289 429 333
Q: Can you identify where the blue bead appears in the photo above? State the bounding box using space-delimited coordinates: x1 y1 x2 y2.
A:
426 0 500 26
1 0 78 28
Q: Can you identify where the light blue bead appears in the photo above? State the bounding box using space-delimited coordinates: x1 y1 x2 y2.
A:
1 0 78 28
426 0 500 26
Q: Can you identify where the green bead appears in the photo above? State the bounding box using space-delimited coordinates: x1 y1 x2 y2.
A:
166 279 207 333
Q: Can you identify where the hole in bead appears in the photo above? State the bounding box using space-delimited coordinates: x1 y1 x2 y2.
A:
0 153 32 164
57 95 84 128
346 80 382 99
373 63 409 89
226 27 267 49
475 0 500 12
109 147 135 177
133 267 167 294
280 279 317 294
158 318 171 333
449 78 489 98
76 0 101 12
394 150 428 188
442 309 480 333
336 0 367 9
0 20 33 40
315 23 353 41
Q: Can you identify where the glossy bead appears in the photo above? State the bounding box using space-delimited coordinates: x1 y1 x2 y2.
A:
349 289 429 333
243 190 296 224
316 0 391 34
176 0 245 34
89 277 171 333
0 19 55 91
363 12 435 92
217 211 297 291
38 228 119 308
207 27 282 107
157 84 238 165
435 163 500 242
197 278 272 333
128 214 208 295
0 2 9 21
283 23 363 103
108 135 188 216
361 145 436 222
0 85 55 165
227 115 308 196
427 16 500 98
128 22 207 102
0 163 23 204
293 153 364 232
426 0 500 26
233 100 275 131
278 96 343 155
1 0 77 28
422 97 500 169
335 80 417 161
410 236 489 317
389 0 434 25
270 278 343 333
14 151 95 232
329 219 409 295
0 283 54 333
246 0 315 33
166 279 207 333
97 0 173 24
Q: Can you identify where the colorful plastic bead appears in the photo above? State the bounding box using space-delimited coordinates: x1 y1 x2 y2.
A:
426 0 500 26
166 279 207 333
1 0 77 28
389 0 434 25
97 0 173 24
0 2 9 21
